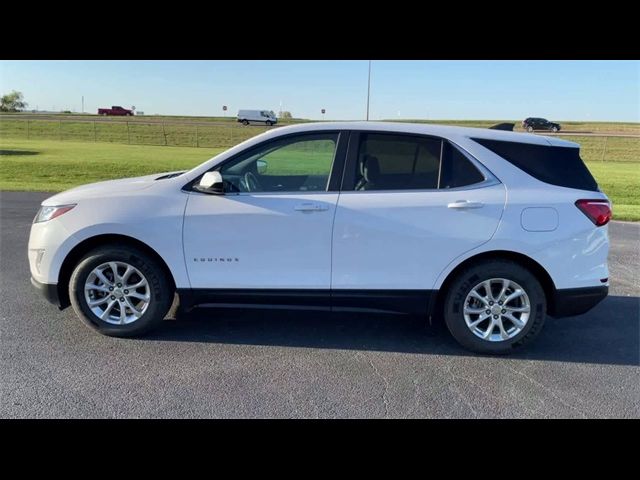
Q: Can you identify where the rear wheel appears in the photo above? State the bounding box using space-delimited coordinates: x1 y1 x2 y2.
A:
443 260 546 354
69 245 173 337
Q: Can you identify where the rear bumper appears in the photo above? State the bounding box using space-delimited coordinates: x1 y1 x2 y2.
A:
549 285 608 318
31 277 62 308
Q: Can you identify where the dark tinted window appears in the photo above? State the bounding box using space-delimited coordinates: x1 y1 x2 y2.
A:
472 138 598 192
440 142 485 188
352 133 485 191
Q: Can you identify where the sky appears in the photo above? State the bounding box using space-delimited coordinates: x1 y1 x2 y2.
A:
1 60 638 121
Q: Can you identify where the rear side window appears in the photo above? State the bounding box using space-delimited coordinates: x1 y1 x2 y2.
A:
472 138 598 192
440 141 485 188
351 133 485 191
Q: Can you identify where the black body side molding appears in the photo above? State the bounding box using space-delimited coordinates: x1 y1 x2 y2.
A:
549 286 608 317
176 288 435 316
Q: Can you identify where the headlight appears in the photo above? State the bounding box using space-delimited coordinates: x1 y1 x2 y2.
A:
34 204 76 223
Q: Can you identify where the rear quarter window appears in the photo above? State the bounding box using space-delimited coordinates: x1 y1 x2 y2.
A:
472 138 598 192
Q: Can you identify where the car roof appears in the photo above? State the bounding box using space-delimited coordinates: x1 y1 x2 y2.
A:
268 121 577 147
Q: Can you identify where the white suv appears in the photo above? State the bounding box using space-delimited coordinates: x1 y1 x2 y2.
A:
28 122 611 354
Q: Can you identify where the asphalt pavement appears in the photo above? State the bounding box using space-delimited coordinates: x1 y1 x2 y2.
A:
1 191 638 418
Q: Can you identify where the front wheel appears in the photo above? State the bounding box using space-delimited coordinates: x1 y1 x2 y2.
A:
551 126 558 132
265 120 273 126
443 260 546 354
527 126 534 132
242 119 249 125
69 245 174 337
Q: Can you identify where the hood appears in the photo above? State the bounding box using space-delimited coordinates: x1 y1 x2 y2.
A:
42 171 181 205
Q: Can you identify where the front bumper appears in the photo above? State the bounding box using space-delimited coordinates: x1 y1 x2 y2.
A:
31 277 62 308
549 285 608 318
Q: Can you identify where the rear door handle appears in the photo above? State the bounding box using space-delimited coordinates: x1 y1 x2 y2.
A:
294 202 328 212
448 200 484 209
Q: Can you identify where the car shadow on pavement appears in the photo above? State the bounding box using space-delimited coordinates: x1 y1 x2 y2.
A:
144 295 640 366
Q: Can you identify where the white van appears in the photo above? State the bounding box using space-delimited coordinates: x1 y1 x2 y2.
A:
237 109 278 126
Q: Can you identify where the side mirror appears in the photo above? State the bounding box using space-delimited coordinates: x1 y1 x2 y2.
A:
195 171 224 194
256 160 268 175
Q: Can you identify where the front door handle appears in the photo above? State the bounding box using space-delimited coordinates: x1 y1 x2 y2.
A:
294 202 328 212
448 200 484 209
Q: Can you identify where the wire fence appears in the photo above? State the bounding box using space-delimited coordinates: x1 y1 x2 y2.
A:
1 118 638 163
0 118 277 149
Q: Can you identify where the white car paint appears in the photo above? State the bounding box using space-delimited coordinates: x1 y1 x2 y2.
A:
331 183 506 290
28 122 609 304
183 192 339 288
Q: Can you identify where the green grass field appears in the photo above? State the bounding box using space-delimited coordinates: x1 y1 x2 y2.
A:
2 116 639 150
0 139 224 191
0 117 272 148
1 132 638 220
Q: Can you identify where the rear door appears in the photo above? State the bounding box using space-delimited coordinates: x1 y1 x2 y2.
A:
331 131 506 295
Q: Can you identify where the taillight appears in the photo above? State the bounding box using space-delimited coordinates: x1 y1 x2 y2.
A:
575 199 611 226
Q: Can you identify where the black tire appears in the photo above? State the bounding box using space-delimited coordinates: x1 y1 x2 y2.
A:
551 126 558 132
443 259 546 354
527 126 534 132
265 120 273 126
242 119 249 125
69 245 173 337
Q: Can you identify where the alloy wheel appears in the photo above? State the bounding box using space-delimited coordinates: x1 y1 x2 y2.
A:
84 261 150 325
463 278 531 342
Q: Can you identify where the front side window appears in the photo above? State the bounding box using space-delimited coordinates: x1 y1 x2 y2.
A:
219 133 338 193
350 133 484 191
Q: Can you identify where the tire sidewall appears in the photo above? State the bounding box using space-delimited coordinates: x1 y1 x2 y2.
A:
444 261 546 354
69 246 171 337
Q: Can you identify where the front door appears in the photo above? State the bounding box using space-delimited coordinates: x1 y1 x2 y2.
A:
183 131 346 289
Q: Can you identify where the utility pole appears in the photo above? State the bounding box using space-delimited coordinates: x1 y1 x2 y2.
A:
81 96 84 113
366 60 372 121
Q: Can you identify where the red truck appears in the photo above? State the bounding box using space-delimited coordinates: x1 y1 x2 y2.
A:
97 106 134 116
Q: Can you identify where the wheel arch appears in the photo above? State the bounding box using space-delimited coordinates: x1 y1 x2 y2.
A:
429 250 557 322
57 233 177 309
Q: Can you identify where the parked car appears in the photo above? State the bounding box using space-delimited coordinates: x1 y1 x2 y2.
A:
237 109 277 126
28 122 610 354
522 117 561 132
98 106 134 116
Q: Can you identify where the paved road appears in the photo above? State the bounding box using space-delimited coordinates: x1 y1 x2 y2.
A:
1 191 638 418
